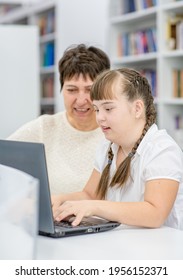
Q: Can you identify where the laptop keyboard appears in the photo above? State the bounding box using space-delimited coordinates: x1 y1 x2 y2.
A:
54 221 75 228
54 220 96 228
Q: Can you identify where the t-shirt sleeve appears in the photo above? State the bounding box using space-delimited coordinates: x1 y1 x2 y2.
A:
144 142 183 183
94 140 110 173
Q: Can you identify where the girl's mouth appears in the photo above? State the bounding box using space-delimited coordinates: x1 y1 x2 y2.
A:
101 126 110 132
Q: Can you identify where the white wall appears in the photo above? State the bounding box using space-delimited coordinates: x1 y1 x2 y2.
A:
0 25 39 139
56 0 109 55
55 0 110 112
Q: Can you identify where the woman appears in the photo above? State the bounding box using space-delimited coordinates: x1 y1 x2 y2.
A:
52 68 183 230
8 44 110 194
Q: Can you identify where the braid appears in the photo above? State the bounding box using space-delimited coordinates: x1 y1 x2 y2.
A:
110 122 151 188
95 143 113 199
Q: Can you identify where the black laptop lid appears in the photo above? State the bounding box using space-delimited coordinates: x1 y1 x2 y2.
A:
0 139 54 234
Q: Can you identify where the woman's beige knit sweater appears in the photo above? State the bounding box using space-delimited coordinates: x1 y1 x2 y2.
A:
8 111 103 194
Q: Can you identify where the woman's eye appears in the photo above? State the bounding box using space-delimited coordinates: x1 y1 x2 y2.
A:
86 88 91 93
67 89 76 93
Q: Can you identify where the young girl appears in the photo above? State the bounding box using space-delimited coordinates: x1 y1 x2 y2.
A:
52 68 183 230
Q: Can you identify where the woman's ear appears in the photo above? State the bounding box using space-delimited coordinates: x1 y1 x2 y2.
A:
134 99 144 118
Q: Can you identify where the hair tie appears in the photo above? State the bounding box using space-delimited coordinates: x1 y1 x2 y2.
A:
128 152 134 158
108 159 112 165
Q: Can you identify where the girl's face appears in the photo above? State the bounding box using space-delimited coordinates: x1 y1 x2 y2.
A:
92 83 143 145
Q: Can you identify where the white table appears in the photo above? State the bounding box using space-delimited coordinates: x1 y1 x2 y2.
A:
36 226 183 260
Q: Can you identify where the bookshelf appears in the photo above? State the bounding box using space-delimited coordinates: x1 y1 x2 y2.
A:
36 3 56 115
0 0 56 115
0 0 109 116
109 0 183 149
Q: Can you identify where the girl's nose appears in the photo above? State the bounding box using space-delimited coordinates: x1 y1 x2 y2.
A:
96 111 105 123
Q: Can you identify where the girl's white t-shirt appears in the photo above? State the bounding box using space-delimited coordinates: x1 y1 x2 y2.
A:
94 124 183 230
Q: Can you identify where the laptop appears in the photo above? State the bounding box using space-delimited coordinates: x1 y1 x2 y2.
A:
0 139 120 238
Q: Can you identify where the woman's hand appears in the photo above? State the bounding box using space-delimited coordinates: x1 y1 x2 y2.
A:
53 200 96 226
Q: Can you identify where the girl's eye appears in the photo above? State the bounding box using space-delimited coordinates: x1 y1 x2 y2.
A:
93 108 99 112
105 108 113 111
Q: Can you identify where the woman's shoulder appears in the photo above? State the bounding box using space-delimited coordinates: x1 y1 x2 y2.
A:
7 112 65 141
38 111 65 124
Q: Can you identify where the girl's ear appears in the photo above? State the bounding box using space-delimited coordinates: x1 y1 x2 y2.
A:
134 99 144 118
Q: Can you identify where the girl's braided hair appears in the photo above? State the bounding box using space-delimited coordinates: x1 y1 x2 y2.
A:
90 68 157 199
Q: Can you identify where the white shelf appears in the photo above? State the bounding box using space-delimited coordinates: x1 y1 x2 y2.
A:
161 1 183 11
0 1 21 4
39 32 55 43
40 65 56 74
162 49 183 58
160 98 183 105
112 52 158 65
40 97 55 106
110 6 157 24
0 5 29 23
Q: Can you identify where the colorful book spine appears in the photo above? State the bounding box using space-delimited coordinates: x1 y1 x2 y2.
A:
117 27 157 56
43 42 55 67
172 69 183 98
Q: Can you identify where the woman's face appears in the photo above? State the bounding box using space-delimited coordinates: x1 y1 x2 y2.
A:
62 74 98 131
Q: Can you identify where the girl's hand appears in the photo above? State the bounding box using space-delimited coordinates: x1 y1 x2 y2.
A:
51 194 65 215
53 200 95 226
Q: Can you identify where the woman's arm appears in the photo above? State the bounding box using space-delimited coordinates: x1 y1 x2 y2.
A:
54 178 179 228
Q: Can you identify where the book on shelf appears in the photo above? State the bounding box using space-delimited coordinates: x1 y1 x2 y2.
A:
38 10 55 36
41 105 54 115
42 42 55 67
0 3 21 16
176 21 183 49
117 27 157 56
140 69 157 98
166 14 183 50
175 115 183 130
172 69 183 98
111 0 157 16
42 76 54 98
